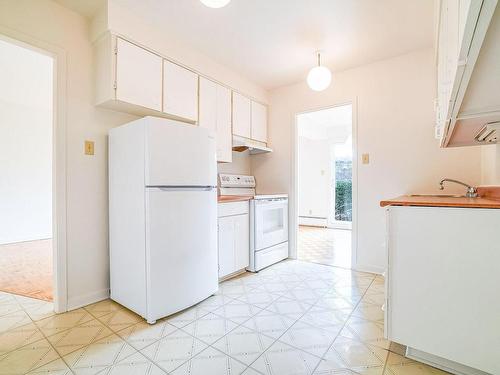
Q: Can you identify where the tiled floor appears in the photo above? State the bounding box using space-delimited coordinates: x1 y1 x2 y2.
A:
298 226 352 268
0 239 53 301
0 260 451 375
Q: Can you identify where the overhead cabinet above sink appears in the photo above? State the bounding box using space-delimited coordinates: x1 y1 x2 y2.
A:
436 0 500 147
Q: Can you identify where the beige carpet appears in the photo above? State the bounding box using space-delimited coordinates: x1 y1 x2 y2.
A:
0 239 53 301
298 225 352 268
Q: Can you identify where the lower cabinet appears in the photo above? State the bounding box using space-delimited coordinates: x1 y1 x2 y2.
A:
218 202 250 279
385 206 500 375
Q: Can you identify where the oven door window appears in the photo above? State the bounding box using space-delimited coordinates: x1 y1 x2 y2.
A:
254 200 288 251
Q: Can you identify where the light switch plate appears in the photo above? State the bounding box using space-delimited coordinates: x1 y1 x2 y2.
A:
85 140 95 155
362 153 369 164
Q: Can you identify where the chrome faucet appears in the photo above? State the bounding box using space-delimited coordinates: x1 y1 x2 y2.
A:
439 178 478 198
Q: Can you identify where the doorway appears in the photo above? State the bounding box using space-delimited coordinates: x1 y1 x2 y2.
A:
0 38 54 301
295 104 355 268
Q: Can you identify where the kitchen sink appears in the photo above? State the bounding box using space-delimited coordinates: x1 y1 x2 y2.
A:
409 194 467 198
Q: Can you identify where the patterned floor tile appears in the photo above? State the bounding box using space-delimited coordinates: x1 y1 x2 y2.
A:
249 341 322 375
351 302 384 322
181 313 238 344
62 333 136 375
0 297 23 317
213 325 275 365
234 290 282 309
116 320 178 350
165 305 211 328
0 322 45 356
15 295 55 321
139 329 208 373
47 318 114 356
278 321 338 357
84 300 124 319
385 353 450 375
341 317 389 350
196 294 235 312
170 347 247 375
0 309 32 334
242 309 297 339
96 309 143 332
264 297 313 319
0 338 60 375
317 336 388 374
35 308 95 336
212 299 263 324
96 351 167 375
26 358 72 375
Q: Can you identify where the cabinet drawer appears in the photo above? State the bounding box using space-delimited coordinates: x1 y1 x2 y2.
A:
218 201 249 217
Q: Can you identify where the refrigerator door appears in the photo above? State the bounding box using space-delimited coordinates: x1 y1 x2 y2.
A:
145 187 218 321
144 117 217 187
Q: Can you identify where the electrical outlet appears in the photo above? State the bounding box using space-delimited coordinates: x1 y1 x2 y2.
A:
362 153 369 164
85 140 95 156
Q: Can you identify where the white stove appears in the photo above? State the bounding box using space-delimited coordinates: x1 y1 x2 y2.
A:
218 174 289 272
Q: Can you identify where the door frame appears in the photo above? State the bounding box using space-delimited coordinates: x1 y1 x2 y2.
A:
291 99 358 270
0 28 68 312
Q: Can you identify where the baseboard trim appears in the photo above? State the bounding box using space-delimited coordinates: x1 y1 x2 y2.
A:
67 288 110 311
354 263 384 275
299 217 327 227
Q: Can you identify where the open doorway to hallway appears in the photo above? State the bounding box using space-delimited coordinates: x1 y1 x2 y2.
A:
296 104 353 268
0 38 54 301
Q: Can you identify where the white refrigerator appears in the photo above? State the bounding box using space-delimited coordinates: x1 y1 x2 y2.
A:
109 116 218 324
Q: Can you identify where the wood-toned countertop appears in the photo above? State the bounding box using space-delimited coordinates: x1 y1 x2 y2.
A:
380 195 500 209
217 195 253 203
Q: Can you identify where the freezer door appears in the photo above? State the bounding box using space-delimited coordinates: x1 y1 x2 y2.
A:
145 187 218 321
144 117 217 187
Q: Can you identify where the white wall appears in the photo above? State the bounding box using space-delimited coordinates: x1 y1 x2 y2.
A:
252 48 482 273
217 151 251 176
0 39 53 244
481 145 500 184
0 0 268 310
298 137 331 219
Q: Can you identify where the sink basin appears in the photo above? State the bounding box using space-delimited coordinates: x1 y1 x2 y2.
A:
409 194 467 198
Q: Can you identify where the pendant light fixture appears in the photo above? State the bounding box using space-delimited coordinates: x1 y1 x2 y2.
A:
200 0 231 8
307 51 332 92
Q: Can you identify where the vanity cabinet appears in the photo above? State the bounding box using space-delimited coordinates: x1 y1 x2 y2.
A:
199 77 232 162
385 205 500 375
217 201 250 279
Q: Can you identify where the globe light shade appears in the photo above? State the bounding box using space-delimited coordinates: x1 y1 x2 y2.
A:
200 0 231 8
307 65 332 92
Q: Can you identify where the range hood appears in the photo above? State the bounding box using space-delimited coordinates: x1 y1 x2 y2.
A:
232 135 273 154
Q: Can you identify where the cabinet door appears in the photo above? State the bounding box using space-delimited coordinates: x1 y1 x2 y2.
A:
233 214 249 271
216 85 233 163
163 60 198 122
251 101 267 143
232 92 251 138
218 216 235 278
199 77 217 133
115 38 162 111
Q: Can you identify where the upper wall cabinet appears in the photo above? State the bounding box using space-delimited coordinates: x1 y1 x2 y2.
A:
163 60 198 122
115 38 163 111
436 0 499 147
94 34 199 123
199 77 232 163
251 101 268 143
232 92 251 139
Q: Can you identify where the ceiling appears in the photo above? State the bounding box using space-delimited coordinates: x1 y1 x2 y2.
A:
298 105 352 142
54 0 104 18
57 0 436 90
